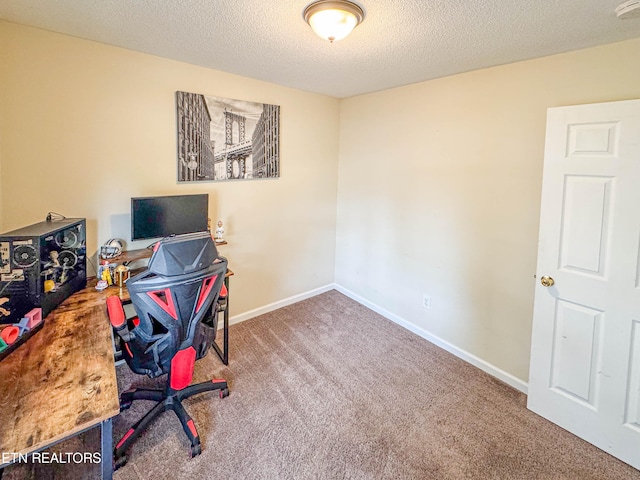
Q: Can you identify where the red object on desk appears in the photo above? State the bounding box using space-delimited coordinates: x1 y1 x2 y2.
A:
1 326 20 345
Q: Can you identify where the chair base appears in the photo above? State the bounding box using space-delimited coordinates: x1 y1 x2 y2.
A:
113 378 228 470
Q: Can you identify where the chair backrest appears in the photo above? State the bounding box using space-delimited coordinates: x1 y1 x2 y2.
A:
124 232 227 378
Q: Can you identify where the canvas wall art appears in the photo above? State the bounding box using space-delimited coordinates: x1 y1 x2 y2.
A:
176 91 280 182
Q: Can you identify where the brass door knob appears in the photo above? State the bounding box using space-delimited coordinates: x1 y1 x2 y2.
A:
541 275 555 287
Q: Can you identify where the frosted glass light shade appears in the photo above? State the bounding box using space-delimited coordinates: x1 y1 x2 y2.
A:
303 0 364 42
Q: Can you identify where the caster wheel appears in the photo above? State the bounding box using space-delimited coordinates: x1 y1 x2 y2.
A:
119 401 132 412
190 443 202 458
114 454 128 471
219 387 230 399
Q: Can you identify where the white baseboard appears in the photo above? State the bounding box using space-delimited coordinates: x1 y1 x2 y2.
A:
333 284 529 394
228 284 336 326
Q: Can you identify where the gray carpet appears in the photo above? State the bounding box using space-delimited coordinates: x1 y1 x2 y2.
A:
5 290 640 479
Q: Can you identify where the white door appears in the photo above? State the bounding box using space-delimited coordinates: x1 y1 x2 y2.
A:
528 99 640 469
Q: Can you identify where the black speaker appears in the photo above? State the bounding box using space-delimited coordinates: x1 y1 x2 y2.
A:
0 218 87 324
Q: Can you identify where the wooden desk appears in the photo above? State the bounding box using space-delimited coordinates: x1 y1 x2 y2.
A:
0 278 120 479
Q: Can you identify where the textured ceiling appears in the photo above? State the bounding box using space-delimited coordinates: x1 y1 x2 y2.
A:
1 0 640 98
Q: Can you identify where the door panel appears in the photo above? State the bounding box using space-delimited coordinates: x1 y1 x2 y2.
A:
627 320 640 430
559 175 613 276
566 122 619 157
550 299 603 407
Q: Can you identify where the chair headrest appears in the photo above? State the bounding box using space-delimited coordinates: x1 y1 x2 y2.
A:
147 231 218 276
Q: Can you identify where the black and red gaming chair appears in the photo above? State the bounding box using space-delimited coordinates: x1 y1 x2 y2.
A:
106 231 229 469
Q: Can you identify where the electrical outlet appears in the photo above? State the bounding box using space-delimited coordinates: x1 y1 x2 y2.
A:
422 294 431 310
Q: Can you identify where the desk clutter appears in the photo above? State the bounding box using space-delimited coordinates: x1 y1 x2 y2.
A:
0 307 43 361
96 262 130 291
96 238 136 291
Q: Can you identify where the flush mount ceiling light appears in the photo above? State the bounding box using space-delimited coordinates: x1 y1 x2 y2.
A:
616 0 640 19
303 0 365 43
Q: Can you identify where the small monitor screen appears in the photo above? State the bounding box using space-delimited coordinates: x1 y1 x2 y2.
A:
131 194 209 241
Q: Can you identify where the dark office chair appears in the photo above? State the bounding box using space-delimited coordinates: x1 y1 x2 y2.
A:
106 231 229 469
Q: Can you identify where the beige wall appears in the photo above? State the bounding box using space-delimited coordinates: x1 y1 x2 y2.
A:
0 21 340 317
336 38 640 384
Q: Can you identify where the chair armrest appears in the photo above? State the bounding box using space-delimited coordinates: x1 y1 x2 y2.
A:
107 296 133 343
106 296 126 328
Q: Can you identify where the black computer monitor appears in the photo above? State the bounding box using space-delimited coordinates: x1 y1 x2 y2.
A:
131 194 209 241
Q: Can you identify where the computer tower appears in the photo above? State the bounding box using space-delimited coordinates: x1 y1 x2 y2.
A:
0 218 87 324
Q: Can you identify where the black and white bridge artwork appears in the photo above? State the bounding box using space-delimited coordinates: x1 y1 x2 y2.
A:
176 90 280 183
